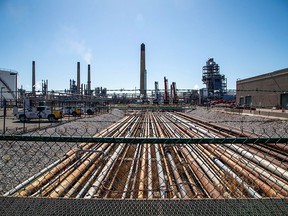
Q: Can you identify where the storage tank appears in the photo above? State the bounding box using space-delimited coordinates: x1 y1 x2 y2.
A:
0 68 18 105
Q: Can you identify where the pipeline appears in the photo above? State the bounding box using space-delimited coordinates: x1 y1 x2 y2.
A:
4 111 288 199
214 158 262 198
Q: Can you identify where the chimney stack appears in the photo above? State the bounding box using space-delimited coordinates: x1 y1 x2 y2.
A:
140 43 146 98
77 62 80 94
87 64 91 95
32 61 36 96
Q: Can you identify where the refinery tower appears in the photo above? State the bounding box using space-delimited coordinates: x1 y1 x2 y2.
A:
202 58 227 99
140 43 147 100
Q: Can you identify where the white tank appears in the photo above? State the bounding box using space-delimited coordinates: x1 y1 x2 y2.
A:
0 68 18 102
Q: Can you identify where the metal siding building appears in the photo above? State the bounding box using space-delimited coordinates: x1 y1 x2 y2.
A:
236 68 288 109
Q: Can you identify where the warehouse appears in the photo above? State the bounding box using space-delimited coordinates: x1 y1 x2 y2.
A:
236 68 288 109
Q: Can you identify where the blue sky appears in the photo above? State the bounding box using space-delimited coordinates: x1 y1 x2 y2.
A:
0 0 287 92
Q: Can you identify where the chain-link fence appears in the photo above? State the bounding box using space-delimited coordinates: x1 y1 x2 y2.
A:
0 107 287 214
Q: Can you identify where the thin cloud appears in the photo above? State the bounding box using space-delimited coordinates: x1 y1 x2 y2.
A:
68 39 92 64
55 25 93 64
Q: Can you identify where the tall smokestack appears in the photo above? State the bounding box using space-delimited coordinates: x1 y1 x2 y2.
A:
32 61 36 96
87 64 91 95
77 62 80 94
140 43 146 96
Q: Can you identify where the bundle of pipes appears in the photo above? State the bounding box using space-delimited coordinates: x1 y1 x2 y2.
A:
4 111 288 199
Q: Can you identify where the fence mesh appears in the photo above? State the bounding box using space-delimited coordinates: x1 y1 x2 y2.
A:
0 106 287 214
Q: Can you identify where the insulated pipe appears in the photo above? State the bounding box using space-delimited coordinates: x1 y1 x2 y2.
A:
100 115 131 137
102 145 130 198
165 113 216 138
65 153 105 198
9 111 288 199
214 158 262 198
138 121 148 197
158 114 203 198
192 145 225 186
129 144 142 198
129 114 146 198
4 157 63 196
225 144 288 181
166 151 188 198
176 112 258 137
84 144 125 198
121 116 142 198
151 113 166 198
240 157 288 192
173 113 236 137
17 143 93 197
159 141 177 198
160 114 217 198
186 145 223 191
122 144 140 199
40 154 90 197
147 140 153 198
215 144 288 195
180 146 223 198
44 144 109 197
48 150 100 198
146 113 153 198
147 144 153 198
95 118 138 198
205 144 283 197
161 116 195 198
76 163 105 198
252 143 288 165
265 143 288 153
154 113 178 197
172 143 205 197
31 152 91 197
242 144 287 170
161 113 225 196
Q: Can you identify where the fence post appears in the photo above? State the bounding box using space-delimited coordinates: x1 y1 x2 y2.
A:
3 99 6 134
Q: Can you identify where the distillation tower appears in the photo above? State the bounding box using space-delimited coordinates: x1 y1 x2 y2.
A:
202 58 227 99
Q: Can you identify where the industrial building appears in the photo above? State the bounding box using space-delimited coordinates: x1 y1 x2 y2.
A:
0 68 18 106
236 68 288 109
202 58 227 99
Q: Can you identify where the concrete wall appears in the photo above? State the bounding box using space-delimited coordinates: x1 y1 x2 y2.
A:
236 69 288 108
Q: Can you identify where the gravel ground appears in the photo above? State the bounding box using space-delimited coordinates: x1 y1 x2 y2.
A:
0 109 125 194
186 107 288 137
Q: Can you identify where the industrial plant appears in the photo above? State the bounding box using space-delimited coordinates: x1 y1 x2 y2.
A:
0 44 235 108
0 43 287 215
